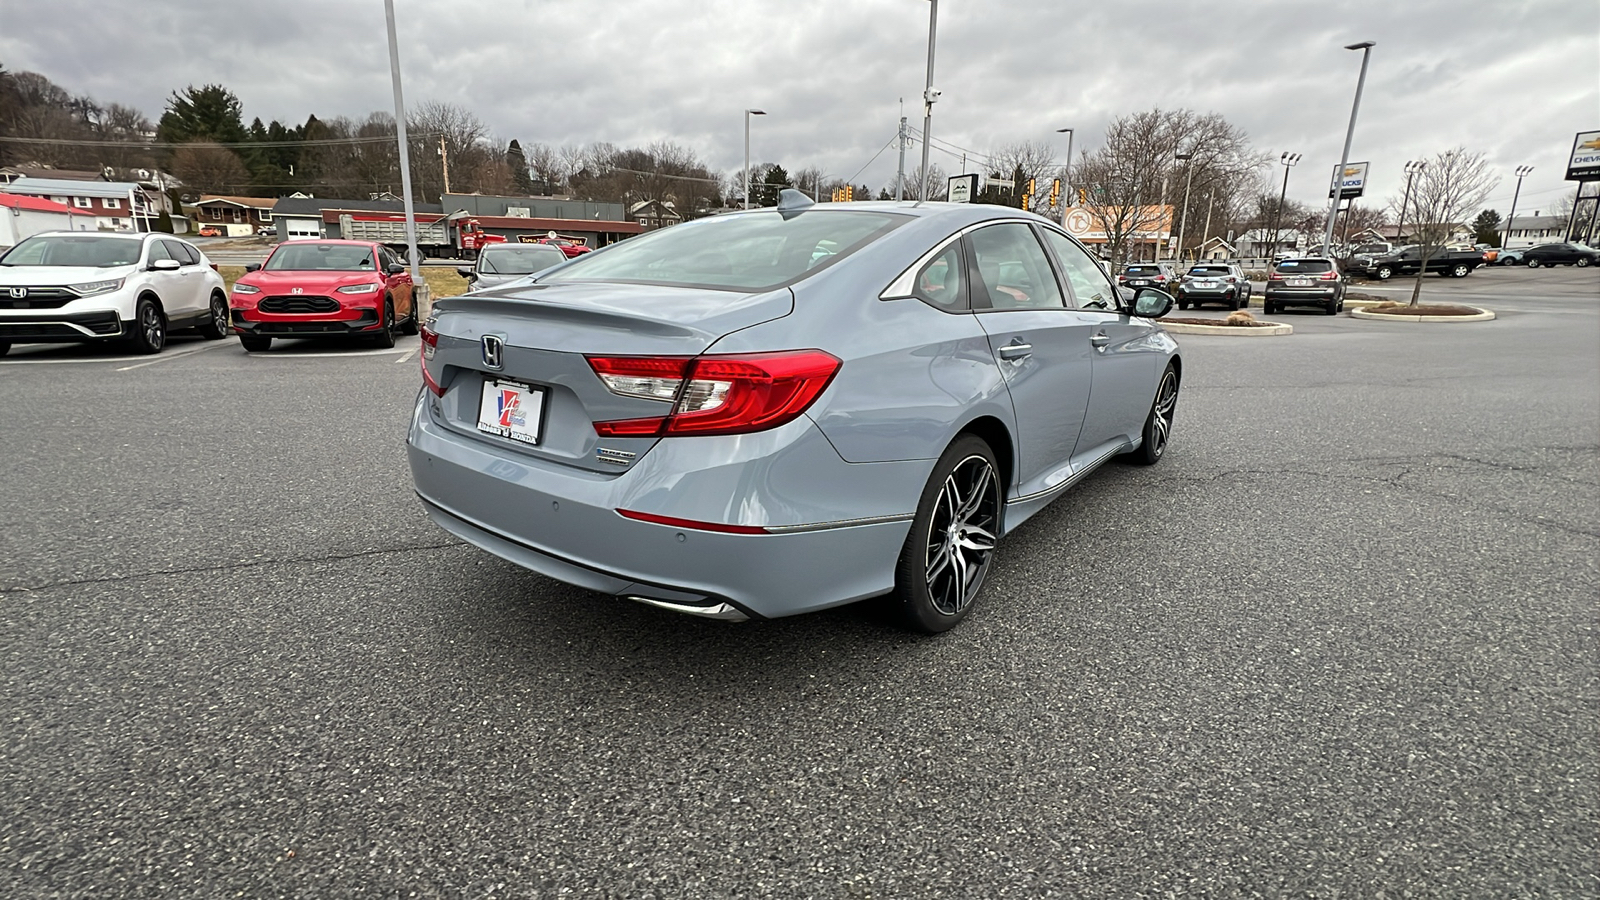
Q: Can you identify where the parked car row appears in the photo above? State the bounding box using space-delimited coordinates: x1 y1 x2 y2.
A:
1499 242 1598 268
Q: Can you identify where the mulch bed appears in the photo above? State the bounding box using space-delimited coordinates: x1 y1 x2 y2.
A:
1362 302 1483 316
1162 317 1278 327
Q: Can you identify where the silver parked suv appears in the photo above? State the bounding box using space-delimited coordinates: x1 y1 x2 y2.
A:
0 231 229 355
1175 263 1251 310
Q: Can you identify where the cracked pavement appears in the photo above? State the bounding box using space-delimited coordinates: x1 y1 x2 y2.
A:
1 265 1596 897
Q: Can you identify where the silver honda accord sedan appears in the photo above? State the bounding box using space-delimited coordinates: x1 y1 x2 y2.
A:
408 191 1181 632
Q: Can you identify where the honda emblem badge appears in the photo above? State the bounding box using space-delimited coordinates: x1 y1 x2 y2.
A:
482 334 504 370
8 287 24 299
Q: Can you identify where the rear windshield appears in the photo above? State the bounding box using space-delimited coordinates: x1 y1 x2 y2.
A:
0 234 142 267
1124 265 1162 275
1187 266 1230 276
540 210 908 291
479 245 566 275
1274 259 1333 274
265 243 376 271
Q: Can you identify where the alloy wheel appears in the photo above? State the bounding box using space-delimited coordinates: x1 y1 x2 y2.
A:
142 304 164 348
1149 369 1178 458
923 455 1000 617
211 297 228 334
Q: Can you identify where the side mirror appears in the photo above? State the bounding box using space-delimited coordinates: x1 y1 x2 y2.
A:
149 258 181 271
388 263 405 275
1131 288 1174 319
456 266 474 279
244 263 261 273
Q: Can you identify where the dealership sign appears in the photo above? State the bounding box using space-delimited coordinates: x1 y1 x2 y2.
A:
1566 131 1600 181
947 174 980 203
1328 161 1369 199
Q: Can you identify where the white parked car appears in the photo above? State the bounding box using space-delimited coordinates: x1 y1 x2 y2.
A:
0 231 230 356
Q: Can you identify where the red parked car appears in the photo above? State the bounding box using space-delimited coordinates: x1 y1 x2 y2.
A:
536 236 593 258
229 240 418 352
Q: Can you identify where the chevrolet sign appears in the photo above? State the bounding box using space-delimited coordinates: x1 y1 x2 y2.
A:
1566 130 1600 182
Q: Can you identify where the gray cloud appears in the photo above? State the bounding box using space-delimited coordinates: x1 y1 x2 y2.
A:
3 0 1595 211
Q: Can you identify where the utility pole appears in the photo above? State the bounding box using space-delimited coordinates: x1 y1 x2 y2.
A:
1398 160 1424 248
1174 151 1194 263
439 135 451 196
895 103 908 201
918 0 939 202
1056 128 1073 227
382 0 423 301
1270 152 1300 262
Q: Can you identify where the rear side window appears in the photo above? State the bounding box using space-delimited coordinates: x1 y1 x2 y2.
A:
1188 266 1230 276
161 239 198 266
911 241 969 311
967 223 1065 310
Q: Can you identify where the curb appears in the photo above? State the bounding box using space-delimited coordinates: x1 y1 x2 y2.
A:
1161 321 1293 336
1349 305 1496 323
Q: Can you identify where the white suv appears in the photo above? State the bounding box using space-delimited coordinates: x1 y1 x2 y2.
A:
0 231 229 356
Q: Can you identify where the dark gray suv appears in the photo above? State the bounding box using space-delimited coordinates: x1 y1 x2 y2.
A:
1264 257 1345 316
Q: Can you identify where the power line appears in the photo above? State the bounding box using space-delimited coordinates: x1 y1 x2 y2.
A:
0 132 443 150
842 132 903 188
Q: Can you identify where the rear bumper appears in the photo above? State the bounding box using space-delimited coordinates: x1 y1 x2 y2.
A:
406 392 923 619
1265 288 1339 302
0 310 124 342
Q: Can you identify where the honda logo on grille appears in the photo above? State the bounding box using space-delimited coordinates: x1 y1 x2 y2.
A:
482 334 505 369
7 288 24 299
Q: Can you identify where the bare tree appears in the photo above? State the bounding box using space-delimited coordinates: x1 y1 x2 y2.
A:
170 142 251 193
1404 147 1498 306
524 142 564 194
986 140 1059 212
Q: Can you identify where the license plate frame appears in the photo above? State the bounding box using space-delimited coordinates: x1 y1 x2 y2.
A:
477 378 546 446
1288 278 1311 287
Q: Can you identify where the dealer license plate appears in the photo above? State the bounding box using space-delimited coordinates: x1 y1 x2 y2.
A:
1289 278 1311 287
1130 279 1149 286
1195 280 1216 287
477 379 545 445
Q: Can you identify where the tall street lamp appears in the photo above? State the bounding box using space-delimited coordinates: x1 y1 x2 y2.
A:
918 0 939 202
1397 160 1426 248
1056 127 1073 225
743 108 766 210
1322 40 1375 253
1502 164 1533 250
1269 152 1301 261
382 0 423 298
1173 151 1195 263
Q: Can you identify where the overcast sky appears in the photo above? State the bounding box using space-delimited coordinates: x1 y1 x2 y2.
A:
4 0 1596 216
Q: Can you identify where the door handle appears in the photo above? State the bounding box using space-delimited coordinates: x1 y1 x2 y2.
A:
1090 332 1110 349
997 341 1032 360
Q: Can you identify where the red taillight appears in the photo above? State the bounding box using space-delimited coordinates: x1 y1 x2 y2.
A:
1321 271 1339 280
614 508 770 535
588 350 841 438
419 323 444 396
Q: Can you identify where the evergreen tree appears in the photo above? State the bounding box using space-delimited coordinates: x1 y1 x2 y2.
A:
155 84 246 145
506 139 534 194
1470 209 1501 246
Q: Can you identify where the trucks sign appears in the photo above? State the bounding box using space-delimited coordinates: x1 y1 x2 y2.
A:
1565 130 1600 181
1328 161 1369 200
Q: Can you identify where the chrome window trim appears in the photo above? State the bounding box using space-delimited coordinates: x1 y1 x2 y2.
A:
879 219 1037 301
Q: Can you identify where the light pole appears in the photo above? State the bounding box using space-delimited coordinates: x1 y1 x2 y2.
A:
1173 151 1194 263
1322 40 1375 254
1502 164 1533 250
1397 160 1425 248
1269 152 1301 262
382 0 423 295
1056 127 1073 225
918 0 939 202
743 108 766 210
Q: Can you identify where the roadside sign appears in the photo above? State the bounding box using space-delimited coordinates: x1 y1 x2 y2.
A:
947 174 979 203
1565 130 1600 181
1328 161 1369 199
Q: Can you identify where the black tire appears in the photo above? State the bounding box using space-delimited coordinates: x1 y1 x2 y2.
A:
1127 364 1179 466
371 299 396 349
1264 301 1276 315
239 334 272 352
198 291 229 339
1527 257 1542 268
1228 296 1240 311
1177 301 1189 311
1324 298 1338 315
399 302 420 335
890 435 1002 634
1375 265 1393 281
128 297 166 354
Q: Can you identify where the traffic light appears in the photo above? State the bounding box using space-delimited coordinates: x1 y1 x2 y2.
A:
1050 178 1061 206
1027 178 1036 195
831 188 841 202
1078 187 1088 204
845 185 853 201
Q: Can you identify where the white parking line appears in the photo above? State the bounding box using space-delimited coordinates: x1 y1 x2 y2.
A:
115 340 230 371
394 348 416 363
1 341 218 367
245 348 413 359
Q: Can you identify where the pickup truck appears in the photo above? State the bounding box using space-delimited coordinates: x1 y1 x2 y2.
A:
1346 245 1485 280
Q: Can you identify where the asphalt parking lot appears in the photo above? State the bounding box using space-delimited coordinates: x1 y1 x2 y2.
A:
2 266 1596 897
